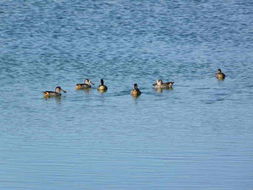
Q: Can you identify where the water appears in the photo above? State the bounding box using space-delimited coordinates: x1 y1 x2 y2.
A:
1 0 253 189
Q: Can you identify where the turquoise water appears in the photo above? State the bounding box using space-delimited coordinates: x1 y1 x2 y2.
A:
1 0 253 189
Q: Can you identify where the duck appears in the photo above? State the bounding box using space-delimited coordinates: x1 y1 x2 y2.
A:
153 79 174 89
131 83 141 97
43 86 67 97
97 79 108 92
216 69 226 80
76 79 94 89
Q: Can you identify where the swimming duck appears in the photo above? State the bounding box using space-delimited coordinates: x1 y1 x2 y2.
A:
76 79 94 90
153 80 174 89
131 83 141 97
216 69 226 80
97 79 108 92
43 86 67 97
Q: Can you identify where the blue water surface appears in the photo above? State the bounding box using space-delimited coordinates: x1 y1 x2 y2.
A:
0 0 253 189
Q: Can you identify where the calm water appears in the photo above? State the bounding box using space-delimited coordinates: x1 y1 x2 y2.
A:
1 0 253 189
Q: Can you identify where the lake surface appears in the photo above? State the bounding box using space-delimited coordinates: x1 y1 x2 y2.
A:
1 0 253 189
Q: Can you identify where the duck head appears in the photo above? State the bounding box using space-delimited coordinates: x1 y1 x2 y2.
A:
217 69 222 73
84 79 94 86
55 86 67 93
157 79 163 85
100 79 104 85
134 83 139 89
153 79 163 86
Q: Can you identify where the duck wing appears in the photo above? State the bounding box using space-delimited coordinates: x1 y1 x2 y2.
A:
76 83 84 86
165 81 174 84
43 91 54 94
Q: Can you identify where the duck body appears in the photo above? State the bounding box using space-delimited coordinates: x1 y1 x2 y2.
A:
216 69 226 80
43 86 66 97
76 79 94 89
153 80 174 89
43 91 61 97
76 83 91 89
97 79 108 92
131 83 141 97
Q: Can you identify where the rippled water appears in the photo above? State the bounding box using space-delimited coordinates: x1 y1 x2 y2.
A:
1 0 253 189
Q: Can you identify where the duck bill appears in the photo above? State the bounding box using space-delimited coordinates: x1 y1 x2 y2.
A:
62 89 67 93
153 83 156 86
